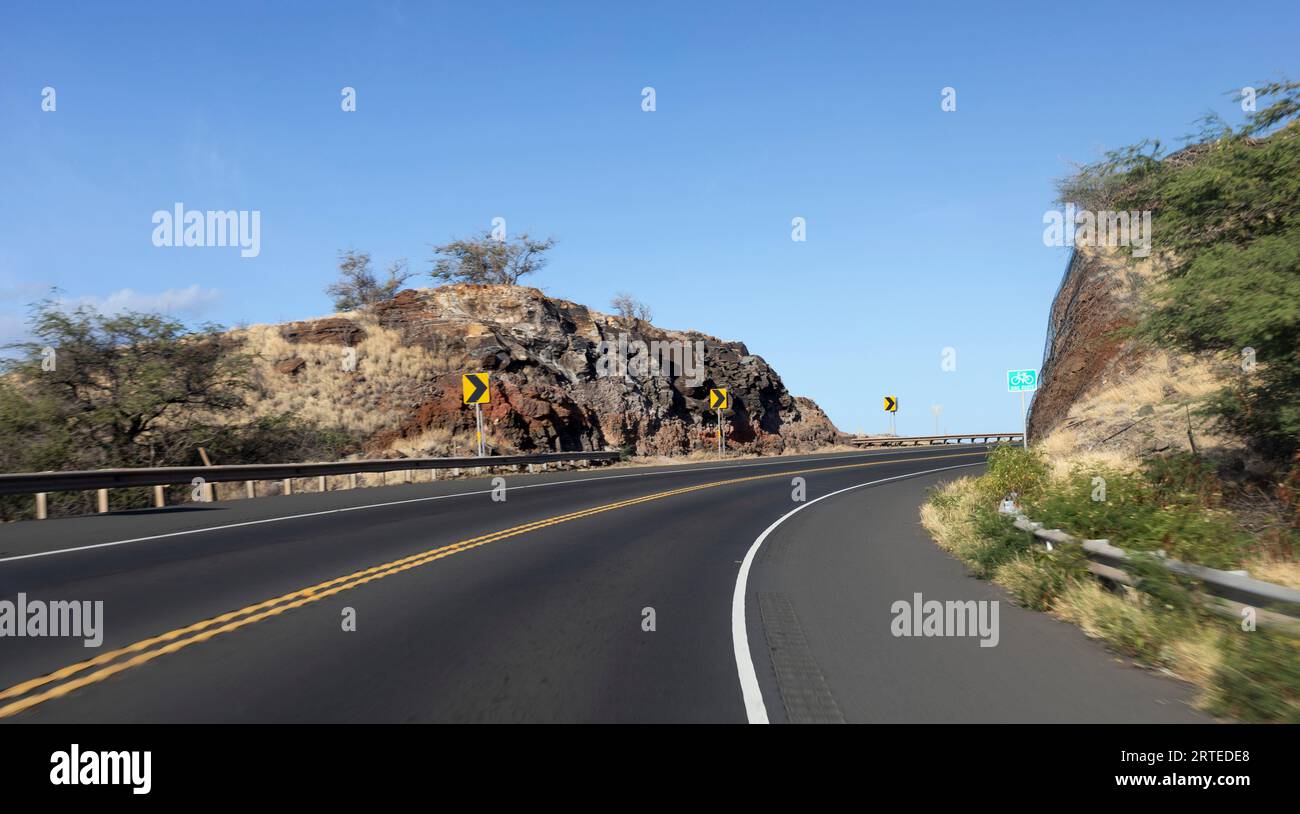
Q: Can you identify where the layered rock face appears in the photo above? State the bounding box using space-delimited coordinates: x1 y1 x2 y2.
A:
266 285 842 456
1029 246 1145 440
1028 247 1233 457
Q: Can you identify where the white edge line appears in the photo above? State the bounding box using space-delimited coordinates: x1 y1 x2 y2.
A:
0 447 984 565
731 461 986 725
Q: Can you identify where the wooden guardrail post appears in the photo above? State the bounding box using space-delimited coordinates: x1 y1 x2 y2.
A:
153 485 165 507
246 481 256 499
283 478 292 496
35 492 47 520
318 475 327 493
97 488 108 513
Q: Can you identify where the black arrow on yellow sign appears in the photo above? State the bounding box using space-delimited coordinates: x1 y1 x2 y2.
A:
883 396 898 413
709 388 729 410
462 373 490 404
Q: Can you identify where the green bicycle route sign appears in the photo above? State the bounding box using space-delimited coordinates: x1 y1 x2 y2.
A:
1007 369 1038 392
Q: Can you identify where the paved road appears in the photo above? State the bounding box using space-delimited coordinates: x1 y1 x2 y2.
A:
0 446 1205 722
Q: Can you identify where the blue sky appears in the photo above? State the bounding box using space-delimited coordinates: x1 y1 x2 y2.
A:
1 1 1295 435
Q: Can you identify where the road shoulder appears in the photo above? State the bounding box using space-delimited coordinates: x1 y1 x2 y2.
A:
746 468 1207 723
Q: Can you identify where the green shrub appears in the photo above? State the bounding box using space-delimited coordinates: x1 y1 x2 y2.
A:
1142 453 1220 505
980 445 1049 501
924 452 1300 722
1058 80 1300 463
967 505 1034 577
1208 629 1300 722
1024 463 1246 569
1060 582 1184 665
996 551 1082 611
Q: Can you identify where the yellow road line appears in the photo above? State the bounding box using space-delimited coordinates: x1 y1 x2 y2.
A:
0 450 985 719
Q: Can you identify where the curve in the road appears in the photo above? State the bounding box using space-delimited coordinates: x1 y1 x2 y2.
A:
0 450 987 719
730 462 986 724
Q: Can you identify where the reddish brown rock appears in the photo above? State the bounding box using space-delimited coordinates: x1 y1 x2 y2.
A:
274 357 307 376
358 284 845 455
280 317 366 346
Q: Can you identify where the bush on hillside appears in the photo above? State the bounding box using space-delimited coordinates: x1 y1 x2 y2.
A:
1057 80 1300 464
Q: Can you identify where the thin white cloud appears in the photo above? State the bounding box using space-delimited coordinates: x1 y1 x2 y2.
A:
62 284 222 316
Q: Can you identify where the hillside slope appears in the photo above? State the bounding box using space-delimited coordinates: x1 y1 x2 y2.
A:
1028 246 1236 461
234 285 842 458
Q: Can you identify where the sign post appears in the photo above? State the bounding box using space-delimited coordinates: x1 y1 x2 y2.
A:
883 395 898 435
462 373 491 457
710 388 729 456
1006 369 1037 449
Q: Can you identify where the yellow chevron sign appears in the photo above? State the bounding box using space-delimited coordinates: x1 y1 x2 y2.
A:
710 388 729 410
462 373 490 404
883 396 898 413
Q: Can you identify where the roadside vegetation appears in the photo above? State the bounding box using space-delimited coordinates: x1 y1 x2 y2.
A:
326 249 413 312
325 231 558 312
921 80 1300 721
2 230 566 521
923 446 1299 722
1058 79 1300 466
0 300 360 520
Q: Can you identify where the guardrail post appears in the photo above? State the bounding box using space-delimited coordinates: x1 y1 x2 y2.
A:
0 452 618 520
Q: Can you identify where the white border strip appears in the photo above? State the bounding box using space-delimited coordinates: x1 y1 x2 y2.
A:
731 461 985 724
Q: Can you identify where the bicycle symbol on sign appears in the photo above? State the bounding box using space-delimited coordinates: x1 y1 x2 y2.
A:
1007 369 1038 392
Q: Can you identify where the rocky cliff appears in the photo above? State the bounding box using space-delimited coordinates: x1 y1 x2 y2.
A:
236 285 843 458
1028 246 1235 458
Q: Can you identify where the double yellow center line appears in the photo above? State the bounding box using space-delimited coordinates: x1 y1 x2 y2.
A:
0 450 985 719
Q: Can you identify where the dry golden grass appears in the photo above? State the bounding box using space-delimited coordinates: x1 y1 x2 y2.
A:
1052 580 1222 695
923 474 1228 712
1244 558 1300 590
231 317 447 437
1042 351 1233 458
1124 352 1221 404
1040 439 1138 479
388 426 482 459
919 476 987 563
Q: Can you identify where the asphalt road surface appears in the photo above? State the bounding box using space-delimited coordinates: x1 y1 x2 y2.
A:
0 446 1205 723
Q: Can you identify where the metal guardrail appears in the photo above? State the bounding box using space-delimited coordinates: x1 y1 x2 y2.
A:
0 451 620 496
0 451 622 519
1001 506 1300 637
848 433 1023 448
